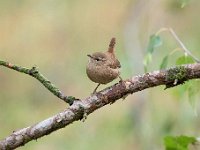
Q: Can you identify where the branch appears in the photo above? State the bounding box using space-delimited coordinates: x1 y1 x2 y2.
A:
0 63 200 149
0 60 78 105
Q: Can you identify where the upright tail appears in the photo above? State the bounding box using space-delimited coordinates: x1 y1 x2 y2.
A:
108 37 116 53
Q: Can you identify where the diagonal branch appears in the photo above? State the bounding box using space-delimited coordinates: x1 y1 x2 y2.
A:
0 63 200 149
168 28 200 63
0 60 78 105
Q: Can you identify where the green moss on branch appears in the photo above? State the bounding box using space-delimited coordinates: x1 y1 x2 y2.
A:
0 60 78 105
165 66 187 89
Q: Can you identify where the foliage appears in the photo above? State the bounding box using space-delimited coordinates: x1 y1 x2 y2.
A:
143 28 199 149
176 55 195 65
179 0 191 8
164 135 196 150
143 34 162 72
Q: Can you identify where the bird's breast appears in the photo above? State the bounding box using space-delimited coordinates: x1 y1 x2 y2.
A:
86 62 120 84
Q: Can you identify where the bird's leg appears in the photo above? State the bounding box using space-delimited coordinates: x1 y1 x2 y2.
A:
118 75 126 87
93 83 101 94
118 76 123 82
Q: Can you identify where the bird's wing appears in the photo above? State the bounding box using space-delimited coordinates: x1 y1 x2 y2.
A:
115 59 121 68
108 59 121 69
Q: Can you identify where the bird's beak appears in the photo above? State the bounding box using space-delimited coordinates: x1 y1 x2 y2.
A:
87 54 93 59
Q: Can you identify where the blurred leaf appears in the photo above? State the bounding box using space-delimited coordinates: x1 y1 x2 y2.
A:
176 55 195 65
143 53 152 73
160 55 169 69
172 84 187 100
187 80 200 115
147 34 162 54
180 0 190 8
188 85 195 106
164 135 196 150
143 34 162 72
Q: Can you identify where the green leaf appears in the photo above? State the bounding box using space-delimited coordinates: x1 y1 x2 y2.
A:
147 34 162 54
187 80 200 115
188 85 196 106
160 55 169 69
164 135 196 150
176 55 195 65
180 0 190 8
143 34 162 72
143 53 152 73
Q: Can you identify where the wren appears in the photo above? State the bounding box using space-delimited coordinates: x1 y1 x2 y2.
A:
86 37 122 93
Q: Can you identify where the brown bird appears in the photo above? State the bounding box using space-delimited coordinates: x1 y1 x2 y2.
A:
86 38 122 93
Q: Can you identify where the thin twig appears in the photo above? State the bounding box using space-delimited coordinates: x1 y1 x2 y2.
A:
0 60 78 105
169 28 200 63
156 28 200 63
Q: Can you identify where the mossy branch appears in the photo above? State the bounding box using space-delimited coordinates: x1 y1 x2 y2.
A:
0 62 200 149
0 60 78 105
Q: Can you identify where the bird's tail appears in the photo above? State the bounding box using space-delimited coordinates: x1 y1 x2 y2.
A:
108 37 116 53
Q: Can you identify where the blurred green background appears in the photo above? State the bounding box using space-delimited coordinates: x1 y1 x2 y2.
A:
1 0 200 149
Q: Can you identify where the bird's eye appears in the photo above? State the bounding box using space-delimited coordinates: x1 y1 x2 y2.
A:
95 58 100 61
94 57 106 61
95 57 103 61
